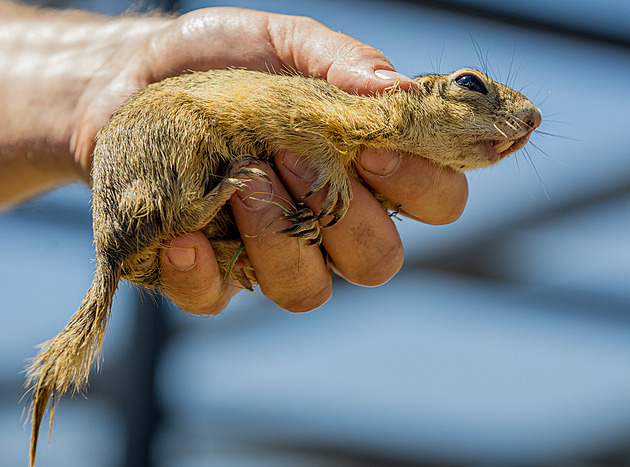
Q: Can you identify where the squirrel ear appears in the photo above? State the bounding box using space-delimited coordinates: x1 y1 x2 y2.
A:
413 76 432 94
407 77 425 94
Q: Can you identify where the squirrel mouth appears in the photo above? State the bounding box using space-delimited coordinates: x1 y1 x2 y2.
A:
491 131 534 160
474 130 534 167
494 139 516 154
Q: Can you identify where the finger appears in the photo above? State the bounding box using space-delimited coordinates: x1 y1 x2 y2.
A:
275 151 404 286
356 148 469 225
267 14 417 95
148 8 414 96
160 231 239 315
230 161 332 312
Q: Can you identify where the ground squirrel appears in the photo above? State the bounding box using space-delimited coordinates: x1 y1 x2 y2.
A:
25 67 541 465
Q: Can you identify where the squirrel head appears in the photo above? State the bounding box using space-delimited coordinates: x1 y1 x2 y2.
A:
400 68 542 171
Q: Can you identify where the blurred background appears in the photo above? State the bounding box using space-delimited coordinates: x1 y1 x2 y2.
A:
2 0 630 465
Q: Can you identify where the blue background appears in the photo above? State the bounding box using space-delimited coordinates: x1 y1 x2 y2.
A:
2 1 630 465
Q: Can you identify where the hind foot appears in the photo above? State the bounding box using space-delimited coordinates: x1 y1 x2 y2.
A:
211 239 257 291
187 157 270 233
280 204 322 246
230 156 270 184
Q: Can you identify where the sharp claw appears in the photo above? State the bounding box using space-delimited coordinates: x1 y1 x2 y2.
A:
306 235 323 246
279 224 305 235
281 223 319 238
285 210 316 223
288 226 320 239
278 204 322 243
232 167 270 182
322 215 341 228
305 179 327 198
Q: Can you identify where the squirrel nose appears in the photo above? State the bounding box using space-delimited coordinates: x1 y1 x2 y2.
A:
522 105 542 131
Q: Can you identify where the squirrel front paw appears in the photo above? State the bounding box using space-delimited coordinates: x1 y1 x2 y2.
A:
280 204 322 246
303 165 353 228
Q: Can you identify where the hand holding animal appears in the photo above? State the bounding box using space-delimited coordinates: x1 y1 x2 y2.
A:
26 66 541 465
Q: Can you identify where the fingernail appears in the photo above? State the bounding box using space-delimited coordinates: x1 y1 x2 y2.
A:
359 148 401 176
235 164 274 210
278 151 317 182
166 245 196 271
374 69 410 81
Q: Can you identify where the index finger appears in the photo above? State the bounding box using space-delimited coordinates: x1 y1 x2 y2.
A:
356 148 469 225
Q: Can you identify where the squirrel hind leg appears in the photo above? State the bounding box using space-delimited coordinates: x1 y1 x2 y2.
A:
185 159 270 234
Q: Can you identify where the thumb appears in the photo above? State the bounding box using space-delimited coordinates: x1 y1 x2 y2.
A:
160 231 239 315
268 14 416 95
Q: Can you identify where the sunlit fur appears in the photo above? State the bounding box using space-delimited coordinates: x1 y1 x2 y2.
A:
25 67 541 466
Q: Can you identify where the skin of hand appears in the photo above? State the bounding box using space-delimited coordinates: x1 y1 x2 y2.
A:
0 4 468 315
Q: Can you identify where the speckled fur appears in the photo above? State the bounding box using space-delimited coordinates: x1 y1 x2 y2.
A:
25 67 541 465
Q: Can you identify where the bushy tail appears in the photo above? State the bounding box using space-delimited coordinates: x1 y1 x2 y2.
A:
25 259 120 467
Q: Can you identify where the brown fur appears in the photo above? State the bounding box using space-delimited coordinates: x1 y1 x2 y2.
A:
25 67 541 465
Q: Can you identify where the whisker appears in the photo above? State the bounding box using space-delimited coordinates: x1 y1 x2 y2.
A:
428 52 436 74
528 141 569 167
488 59 499 83
493 123 508 139
514 152 537 199
510 60 523 90
504 118 520 131
527 141 549 157
470 35 490 77
535 130 579 141
506 41 518 88
241 191 297 211
522 147 550 199
518 80 533 94
431 163 449 203
533 84 551 107
541 119 569 125
511 115 533 131
538 112 565 120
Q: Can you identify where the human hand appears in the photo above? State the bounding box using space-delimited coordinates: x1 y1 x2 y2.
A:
73 8 468 314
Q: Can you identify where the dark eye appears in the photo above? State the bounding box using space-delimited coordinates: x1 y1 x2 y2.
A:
455 74 487 94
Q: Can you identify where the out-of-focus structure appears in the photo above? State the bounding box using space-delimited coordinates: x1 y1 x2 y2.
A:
2 1 629 465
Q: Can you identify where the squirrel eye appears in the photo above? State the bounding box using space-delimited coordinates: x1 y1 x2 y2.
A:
455 74 487 94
